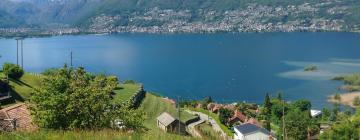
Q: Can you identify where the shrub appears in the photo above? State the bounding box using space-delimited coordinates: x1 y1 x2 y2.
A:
0 79 8 93
3 63 24 79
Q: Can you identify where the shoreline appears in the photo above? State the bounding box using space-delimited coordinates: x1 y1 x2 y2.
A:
328 92 360 108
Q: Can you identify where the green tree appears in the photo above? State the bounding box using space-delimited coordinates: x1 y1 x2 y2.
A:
264 93 272 114
292 99 311 112
321 108 330 121
334 93 341 102
353 96 360 106
320 110 360 140
31 66 144 130
2 63 24 80
219 108 233 125
285 109 311 140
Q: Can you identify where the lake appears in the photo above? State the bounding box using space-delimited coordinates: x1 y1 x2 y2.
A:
1 32 360 108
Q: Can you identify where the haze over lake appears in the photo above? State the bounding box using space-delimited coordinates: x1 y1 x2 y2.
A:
1 32 360 108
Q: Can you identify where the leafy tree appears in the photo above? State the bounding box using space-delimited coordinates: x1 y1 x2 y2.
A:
264 93 272 114
321 108 331 121
219 108 233 125
320 109 360 140
0 79 8 93
292 99 311 112
334 93 341 102
353 96 360 106
285 109 311 140
2 63 24 79
31 66 144 130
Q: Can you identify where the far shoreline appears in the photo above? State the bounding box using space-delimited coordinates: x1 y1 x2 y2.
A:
328 92 360 108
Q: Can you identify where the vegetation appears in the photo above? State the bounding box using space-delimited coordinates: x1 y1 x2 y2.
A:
333 73 360 91
30 66 144 130
189 107 233 136
304 65 318 72
353 96 360 106
218 108 233 125
112 83 141 103
320 109 360 140
2 63 24 80
138 93 196 138
195 122 221 140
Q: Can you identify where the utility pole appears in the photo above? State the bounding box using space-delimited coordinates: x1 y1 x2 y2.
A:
15 38 19 65
282 99 286 140
70 51 73 67
177 96 181 135
21 39 24 69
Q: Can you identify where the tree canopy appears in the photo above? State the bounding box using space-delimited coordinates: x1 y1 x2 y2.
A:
2 63 24 79
30 66 144 130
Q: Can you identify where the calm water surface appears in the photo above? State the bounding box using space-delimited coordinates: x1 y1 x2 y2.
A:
1 32 360 108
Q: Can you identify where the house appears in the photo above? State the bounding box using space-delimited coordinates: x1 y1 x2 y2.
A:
206 103 223 113
310 109 322 118
234 123 276 140
228 110 247 126
156 112 186 135
0 103 37 132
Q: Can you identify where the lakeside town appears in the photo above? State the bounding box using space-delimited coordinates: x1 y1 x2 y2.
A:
1 2 360 37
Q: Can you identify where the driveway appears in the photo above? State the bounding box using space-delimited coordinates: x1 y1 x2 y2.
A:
186 110 231 139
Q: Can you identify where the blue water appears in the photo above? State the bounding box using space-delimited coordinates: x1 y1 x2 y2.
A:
1 32 360 108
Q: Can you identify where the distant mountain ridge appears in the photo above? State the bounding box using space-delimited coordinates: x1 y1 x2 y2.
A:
0 0 360 34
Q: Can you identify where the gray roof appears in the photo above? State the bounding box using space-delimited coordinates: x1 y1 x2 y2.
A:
234 123 271 136
157 112 176 126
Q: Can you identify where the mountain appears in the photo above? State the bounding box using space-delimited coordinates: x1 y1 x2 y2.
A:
0 0 360 33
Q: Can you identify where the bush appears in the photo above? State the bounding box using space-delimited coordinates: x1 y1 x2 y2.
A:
0 79 8 93
353 96 360 106
3 63 24 79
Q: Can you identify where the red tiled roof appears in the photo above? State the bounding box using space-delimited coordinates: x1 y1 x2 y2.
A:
0 103 37 131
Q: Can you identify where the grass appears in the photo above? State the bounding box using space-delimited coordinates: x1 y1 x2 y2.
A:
138 93 198 139
112 83 141 103
188 107 233 136
0 72 42 107
196 122 222 140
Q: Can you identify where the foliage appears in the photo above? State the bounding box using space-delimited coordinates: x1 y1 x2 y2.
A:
264 93 272 115
333 73 360 91
334 93 341 102
292 99 311 112
320 109 360 140
353 96 360 106
200 96 213 109
30 66 144 130
218 108 233 125
3 63 24 79
285 109 312 140
0 79 8 93
304 65 318 72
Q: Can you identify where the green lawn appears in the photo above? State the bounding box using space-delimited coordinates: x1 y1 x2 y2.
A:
189 107 233 136
0 72 42 107
112 83 141 103
138 93 198 139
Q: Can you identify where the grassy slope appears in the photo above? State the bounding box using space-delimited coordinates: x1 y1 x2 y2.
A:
0 73 42 107
138 93 197 139
112 83 140 103
0 72 199 140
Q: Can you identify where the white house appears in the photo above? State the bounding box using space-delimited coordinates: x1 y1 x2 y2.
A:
234 123 276 140
310 109 322 118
